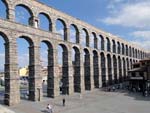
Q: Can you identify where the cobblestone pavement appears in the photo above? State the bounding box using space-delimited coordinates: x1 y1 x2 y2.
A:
5 89 150 113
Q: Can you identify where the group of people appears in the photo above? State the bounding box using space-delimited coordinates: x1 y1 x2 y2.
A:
46 98 66 113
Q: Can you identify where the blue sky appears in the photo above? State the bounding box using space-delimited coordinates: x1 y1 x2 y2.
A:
0 0 150 71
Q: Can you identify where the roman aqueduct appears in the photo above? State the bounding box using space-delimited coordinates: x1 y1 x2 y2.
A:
0 0 149 105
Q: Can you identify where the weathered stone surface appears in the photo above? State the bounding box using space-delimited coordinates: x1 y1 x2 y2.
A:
0 0 149 106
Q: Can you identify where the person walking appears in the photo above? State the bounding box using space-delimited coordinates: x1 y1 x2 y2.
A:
47 104 53 113
62 98 65 106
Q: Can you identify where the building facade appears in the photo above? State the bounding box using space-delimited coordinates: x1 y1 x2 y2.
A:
129 58 150 94
0 0 149 105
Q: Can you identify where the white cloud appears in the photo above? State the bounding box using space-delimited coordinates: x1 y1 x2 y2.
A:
130 40 150 50
130 30 150 50
131 31 150 40
102 1 150 29
99 0 150 51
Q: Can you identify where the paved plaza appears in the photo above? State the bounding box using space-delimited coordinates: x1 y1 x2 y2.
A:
0 89 148 113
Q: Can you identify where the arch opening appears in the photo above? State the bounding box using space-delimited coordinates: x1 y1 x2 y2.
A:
17 36 33 101
0 0 8 19
100 35 104 51
0 33 8 104
118 57 122 83
81 29 89 47
106 38 111 52
117 42 121 54
15 5 33 25
123 58 126 81
58 44 69 95
101 52 106 87
126 45 128 56
93 51 99 88
38 13 52 31
113 55 118 84
72 47 81 92
84 49 91 90
126 58 130 79
122 43 125 55
56 19 66 40
90 33 95 48
70 24 79 44
40 41 54 97
107 54 112 85
112 40 116 53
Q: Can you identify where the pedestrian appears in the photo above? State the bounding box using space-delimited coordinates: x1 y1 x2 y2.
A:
62 98 65 106
47 104 53 113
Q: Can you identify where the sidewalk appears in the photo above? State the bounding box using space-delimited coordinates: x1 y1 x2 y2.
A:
4 89 150 113
0 105 15 113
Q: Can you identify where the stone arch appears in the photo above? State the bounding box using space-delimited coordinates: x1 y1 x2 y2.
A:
117 42 121 54
122 43 125 55
84 48 91 90
0 31 10 104
17 35 37 101
126 58 130 71
93 50 99 88
90 32 96 48
130 59 133 69
135 49 137 58
15 4 34 25
72 46 81 92
0 0 8 19
82 28 89 47
38 12 52 31
100 35 105 51
122 57 126 81
100 52 106 87
56 18 67 27
118 56 122 83
112 40 116 53
132 48 135 58
126 58 129 79
40 40 55 97
129 46 132 57
58 43 69 94
125 45 128 56
70 24 79 43
106 37 111 52
113 55 118 84
56 18 67 40
107 54 112 85
18 35 34 46
0 31 9 43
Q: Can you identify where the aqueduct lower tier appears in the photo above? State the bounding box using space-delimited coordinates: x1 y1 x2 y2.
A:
0 0 149 106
